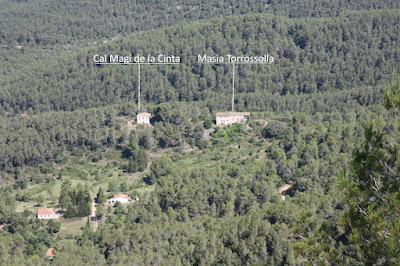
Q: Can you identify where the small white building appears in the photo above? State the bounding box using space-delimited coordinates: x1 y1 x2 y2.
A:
108 194 131 204
216 112 250 126
137 112 151 124
37 208 57 219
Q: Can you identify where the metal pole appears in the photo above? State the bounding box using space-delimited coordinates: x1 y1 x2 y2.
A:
232 63 235 112
138 63 141 112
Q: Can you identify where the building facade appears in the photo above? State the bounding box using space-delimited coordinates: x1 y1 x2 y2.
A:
137 112 151 124
37 208 56 219
216 112 250 126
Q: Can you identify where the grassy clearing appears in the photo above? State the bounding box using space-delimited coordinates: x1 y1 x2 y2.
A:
175 133 268 172
58 217 87 236
16 149 155 220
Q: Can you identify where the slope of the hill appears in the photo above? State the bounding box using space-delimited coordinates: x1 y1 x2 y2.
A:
0 0 399 47
0 103 399 264
0 10 399 114
1 3 400 264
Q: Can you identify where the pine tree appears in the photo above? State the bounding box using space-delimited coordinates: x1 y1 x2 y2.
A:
128 157 137 173
96 187 106 204
339 120 400 264
383 74 400 116
96 204 106 218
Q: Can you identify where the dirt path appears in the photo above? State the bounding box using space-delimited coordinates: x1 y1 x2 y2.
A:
203 128 213 141
278 184 292 200
91 200 98 231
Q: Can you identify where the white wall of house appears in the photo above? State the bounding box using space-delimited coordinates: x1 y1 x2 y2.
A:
137 116 150 124
109 197 130 204
38 214 55 219
216 115 249 126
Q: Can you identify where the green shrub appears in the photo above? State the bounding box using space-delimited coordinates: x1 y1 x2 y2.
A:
263 120 287 138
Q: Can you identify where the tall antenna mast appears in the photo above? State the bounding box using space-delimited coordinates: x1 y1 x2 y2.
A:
232 63 235 112
138 63 141 112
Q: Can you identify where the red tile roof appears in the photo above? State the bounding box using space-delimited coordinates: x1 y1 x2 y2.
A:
37 208 55 215
113 194 130 199
137 112 151 117
46 248 55 257
216 112 250 116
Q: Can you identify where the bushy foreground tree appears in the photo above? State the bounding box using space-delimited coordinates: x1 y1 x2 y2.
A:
296 76 400 265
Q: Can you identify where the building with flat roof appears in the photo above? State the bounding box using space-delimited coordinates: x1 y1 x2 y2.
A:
216 112 250 126
137 112 151 124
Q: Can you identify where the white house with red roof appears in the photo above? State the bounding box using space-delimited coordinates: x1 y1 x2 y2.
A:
136 112 151 124
108 194 131 204
37 208 57 219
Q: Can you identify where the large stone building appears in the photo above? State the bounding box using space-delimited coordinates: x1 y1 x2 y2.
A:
216 112 250 126
137 112 151 124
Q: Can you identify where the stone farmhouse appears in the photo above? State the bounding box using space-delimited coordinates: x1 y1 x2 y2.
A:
216 112 250 126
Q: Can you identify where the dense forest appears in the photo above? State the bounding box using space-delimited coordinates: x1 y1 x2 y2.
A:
0 0 399 47
0 0 400 265
1 11 399 115
0 11 398 172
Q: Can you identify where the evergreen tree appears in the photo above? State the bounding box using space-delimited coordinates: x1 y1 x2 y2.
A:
127 157 137 173
338 120 400 264
149 156 173 184
64 186 92 218
96 204 106 218
96 188 106 204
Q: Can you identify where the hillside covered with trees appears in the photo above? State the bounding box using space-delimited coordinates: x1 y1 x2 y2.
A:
1 11 399 115
0 0 399 47
0 10 399 173
0 0 399 265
